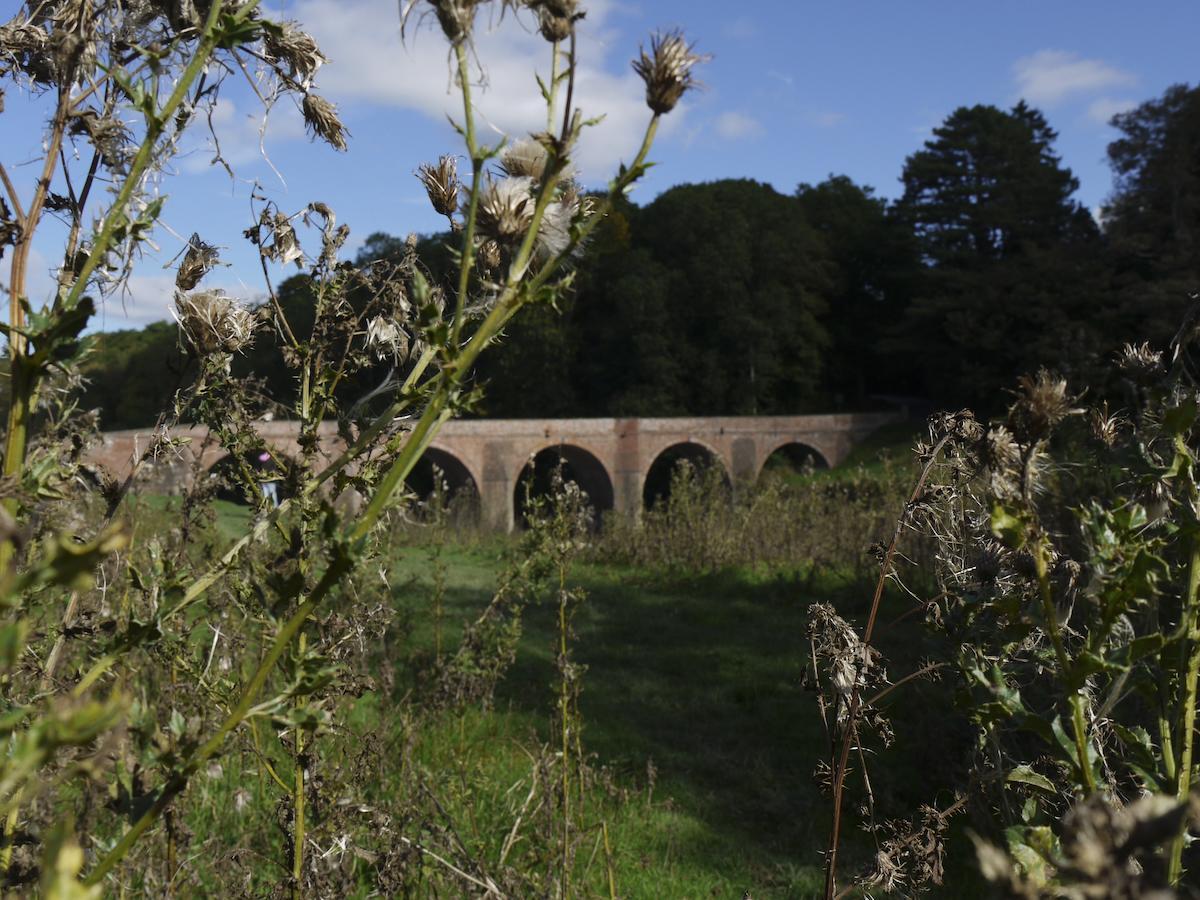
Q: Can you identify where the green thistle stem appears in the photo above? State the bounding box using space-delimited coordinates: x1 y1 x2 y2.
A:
1168 537 1200 885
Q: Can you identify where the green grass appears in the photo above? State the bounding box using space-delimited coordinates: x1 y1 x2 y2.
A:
125 492 252 543
763 419 926 487
378 540 974 898
118 476 979 897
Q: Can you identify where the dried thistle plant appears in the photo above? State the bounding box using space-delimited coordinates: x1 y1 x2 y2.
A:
0 1 704 893
632 30 708 115
172 289 256 356
175 232 219 291
417 155 461 218
500 137 551 180
261 19 326 87
301 91 348 151
477 175 537 245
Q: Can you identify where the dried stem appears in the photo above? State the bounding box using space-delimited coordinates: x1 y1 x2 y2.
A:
822 432 952 900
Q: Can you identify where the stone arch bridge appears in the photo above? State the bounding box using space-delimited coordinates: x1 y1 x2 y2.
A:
91 412 899 531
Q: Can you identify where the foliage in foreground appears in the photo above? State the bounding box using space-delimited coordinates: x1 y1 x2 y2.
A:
811 303 1200 898
0 0 703 893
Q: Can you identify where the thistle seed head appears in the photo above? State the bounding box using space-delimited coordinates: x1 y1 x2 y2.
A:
259 211 303 267
1118 341 1164 382
0 22 53 83
981 426 1021 500
173 290 256 356
1090 402 1123 447
262 20 326 87
175 233 218 291
1009 369 1073 444
68 108 132 172
417 155 460 218
533 198 571 261
365 316 410 362
302 92 348 151
632 30 707 115
477 176 535 245
499 138 549 180
407 0 485 44
476 238 502 274
524 0 584 42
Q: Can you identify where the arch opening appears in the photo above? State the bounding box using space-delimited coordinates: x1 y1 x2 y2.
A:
642 442 731 510
204 448 293 506
759 442 830 483
405 447 480 524
514 445 614 529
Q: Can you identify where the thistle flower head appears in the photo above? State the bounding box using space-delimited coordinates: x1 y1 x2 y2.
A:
175 233 219 291
302 92 348 151
173 290 256 356
417 155 460 217
632 30 707 115
262 20 325 87
476 176 535 245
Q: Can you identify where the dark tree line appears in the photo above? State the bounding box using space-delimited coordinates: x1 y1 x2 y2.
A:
77 83 1200 428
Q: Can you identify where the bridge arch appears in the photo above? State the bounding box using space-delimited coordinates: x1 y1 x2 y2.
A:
757 440 831 482
514 443 614 528
643 441 731 509
203 447 294 505
407 445 481 520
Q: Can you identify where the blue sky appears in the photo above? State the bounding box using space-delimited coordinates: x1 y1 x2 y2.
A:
3 0 1198 330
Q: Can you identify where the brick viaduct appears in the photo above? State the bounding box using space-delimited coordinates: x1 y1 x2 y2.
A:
90 412 899 531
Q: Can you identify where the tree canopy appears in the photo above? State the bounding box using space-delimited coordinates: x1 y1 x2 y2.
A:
1104 83 1200 345
76 85 1200 429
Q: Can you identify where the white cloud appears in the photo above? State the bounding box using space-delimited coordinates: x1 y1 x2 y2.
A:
297 0 673 183
92 270 263 330
1087 96 1137 124
94 272 181 328
715 110 764 140
1012 50 1136 107
178 96 306 177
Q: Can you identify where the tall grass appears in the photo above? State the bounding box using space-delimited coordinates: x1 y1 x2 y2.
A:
600 459 919 582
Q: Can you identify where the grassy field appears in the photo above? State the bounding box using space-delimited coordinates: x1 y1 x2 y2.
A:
116 423 984 897
370 540 975 898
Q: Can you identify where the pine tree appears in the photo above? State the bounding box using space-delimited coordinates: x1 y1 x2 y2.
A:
894 103 1103 405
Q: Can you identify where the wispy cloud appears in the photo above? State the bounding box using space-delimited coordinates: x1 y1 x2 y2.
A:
1087 96 1137 124
715 110 764 140
723 17 757 40
1012 50 1136 106
297 0 673 184
92 270 264 331
811 111 845 128
178 96 306 177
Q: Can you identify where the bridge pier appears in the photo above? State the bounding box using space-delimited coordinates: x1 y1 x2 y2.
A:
481 440 515 532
